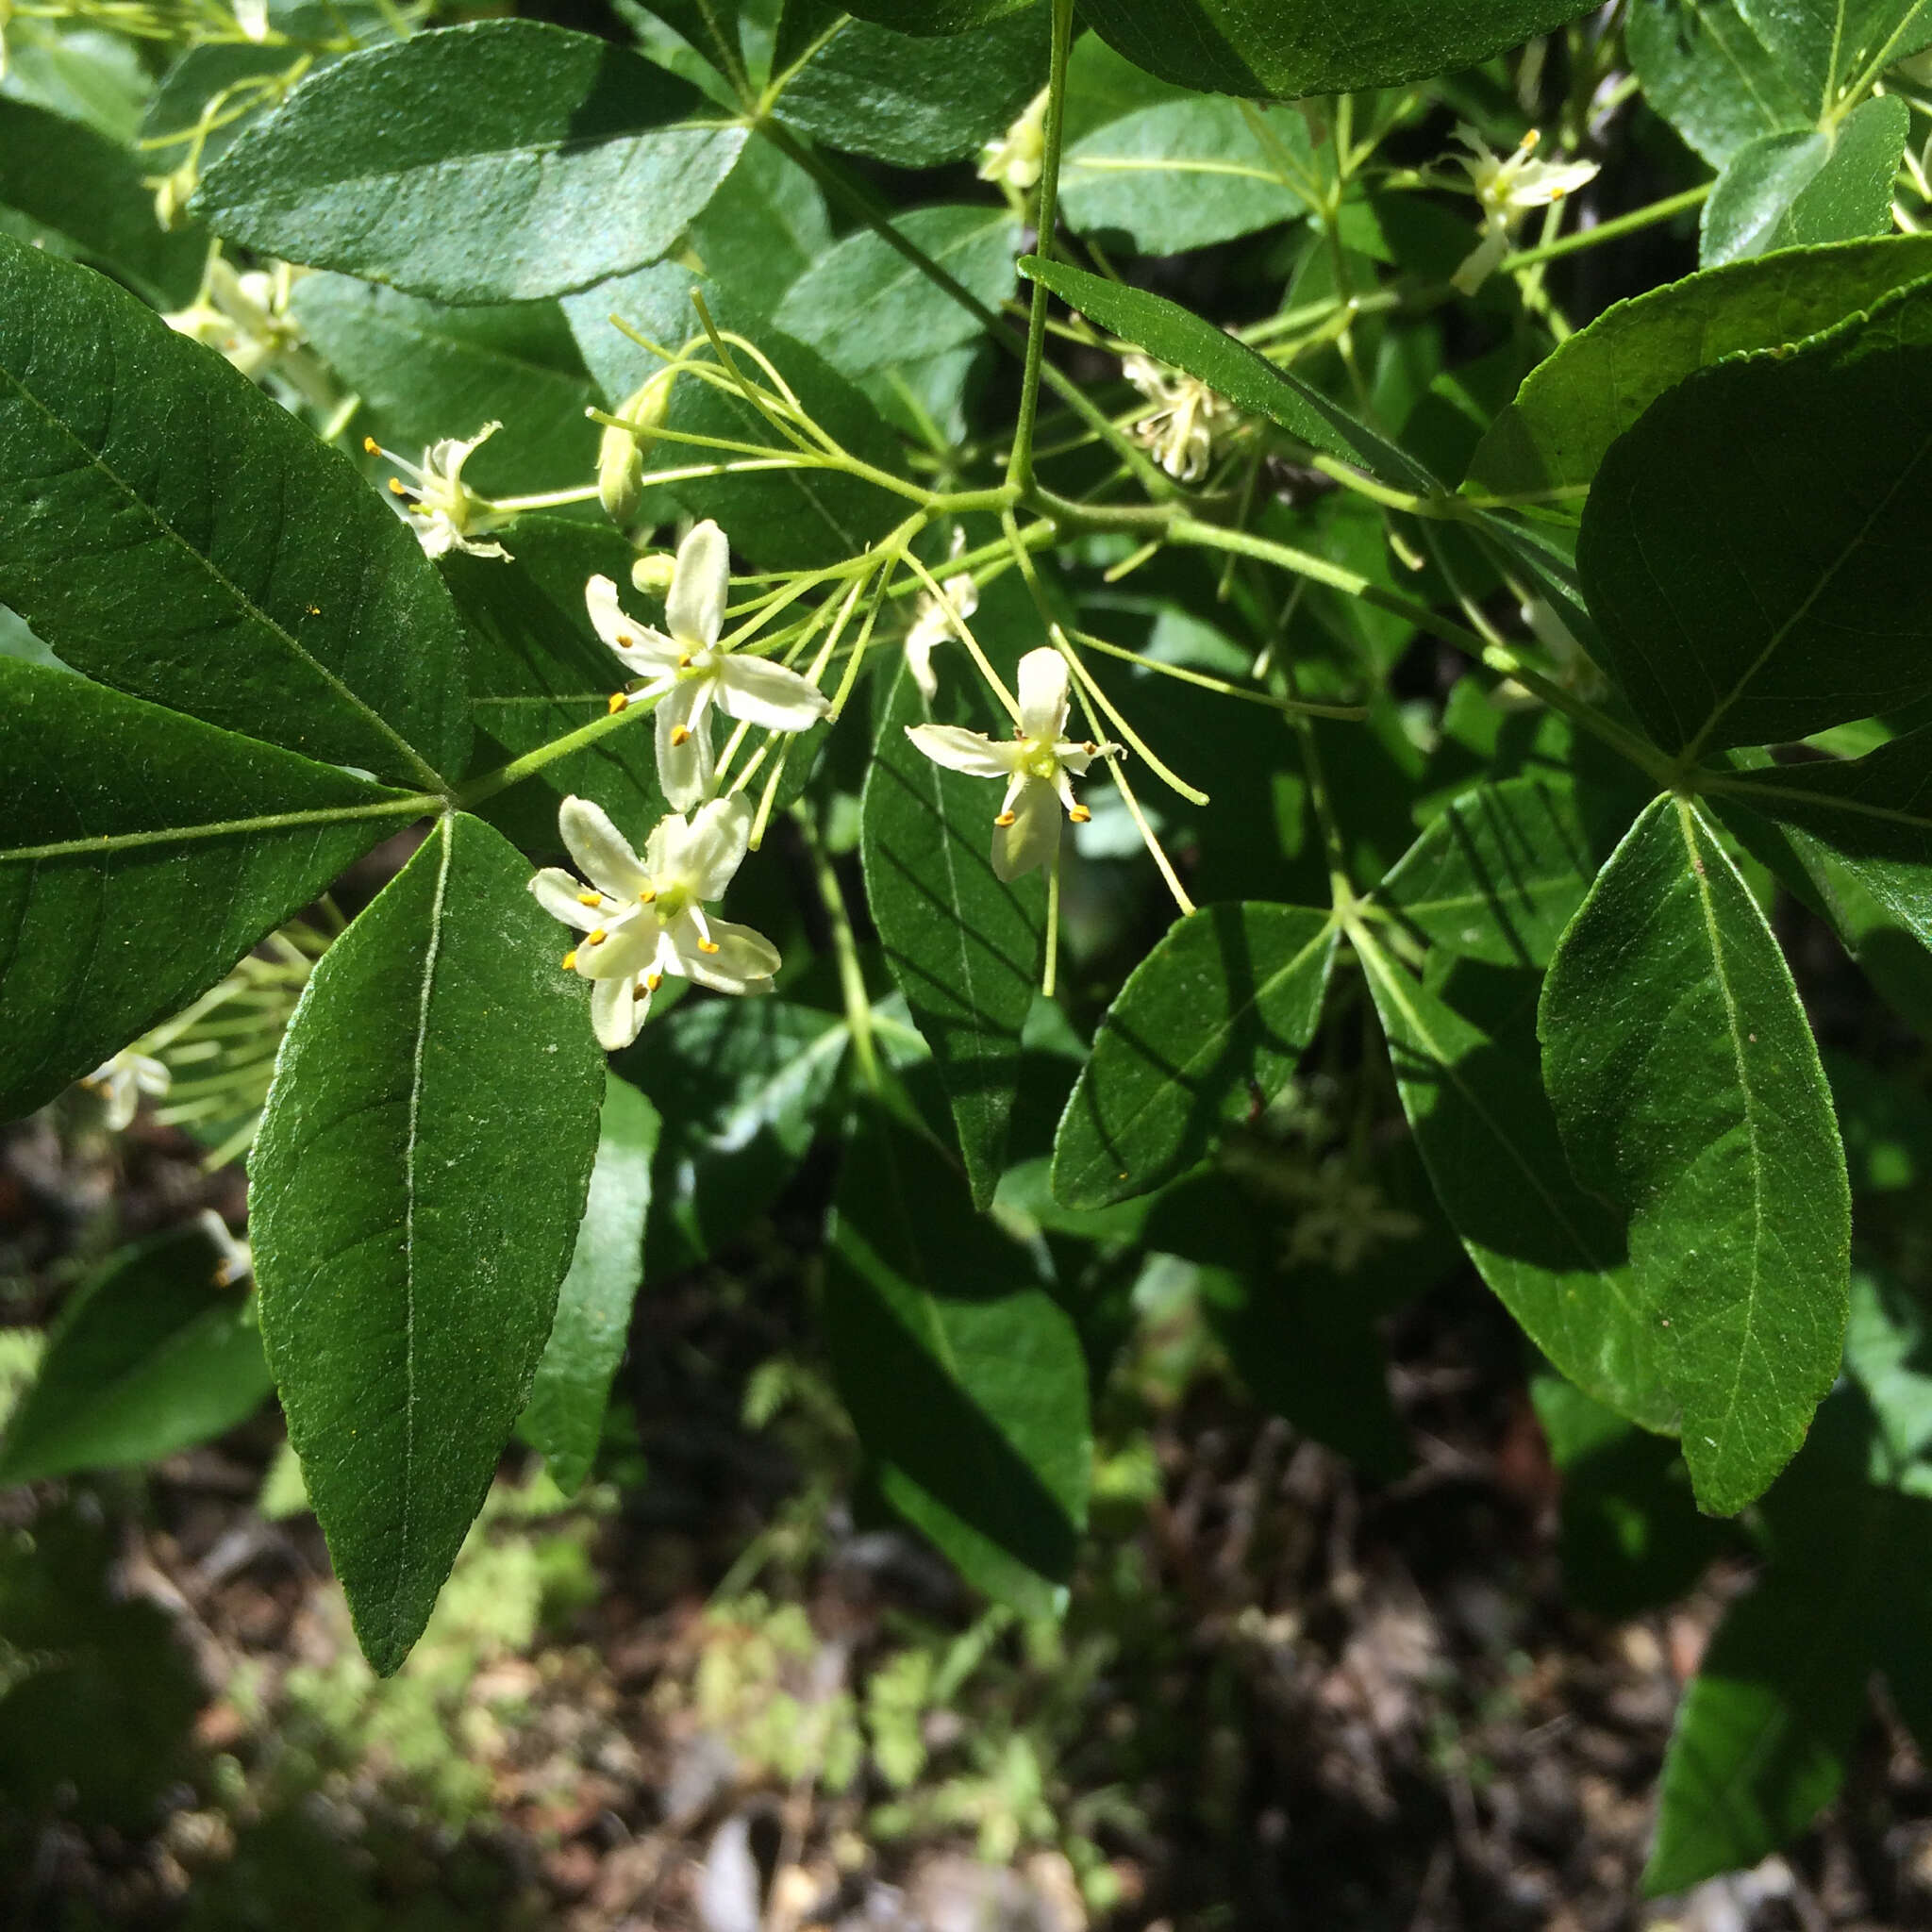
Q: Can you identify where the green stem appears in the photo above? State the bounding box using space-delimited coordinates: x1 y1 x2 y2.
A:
793 804 882 1095
1503 183 1712 271
1008 0 1076 492
452 694 657 809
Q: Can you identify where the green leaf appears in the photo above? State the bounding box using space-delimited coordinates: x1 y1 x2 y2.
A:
1020 254 1433 491
196 21 749 304
0 1223 272 1483
1577 280 1932 758
0 658 418 1123
1357 940 1676 1433
1051 904 1337 1211
861 658 1044 1209
1701 95 1908 265
1380 776 1594 969
1630 0 1931 165
441 516 670 845
1471 237 1932 498
291 275 596 497
0 234 470 790
838 0 1040 30
773 206 1019 382
688 135 831 295
1539 796 1850 1515
772 10 1049 167
521 1074 658 1496
562 259 912 570
824 1106 1090 1617
1075 0 1602 98
0 97 203 308
1059 97 1306 256
250 811 607 1673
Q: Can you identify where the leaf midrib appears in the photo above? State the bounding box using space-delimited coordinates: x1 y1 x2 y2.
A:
2 795 430 865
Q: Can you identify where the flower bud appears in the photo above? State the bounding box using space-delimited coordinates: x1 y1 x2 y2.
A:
598 369 675 524
630 551 677 596
154 160 199 233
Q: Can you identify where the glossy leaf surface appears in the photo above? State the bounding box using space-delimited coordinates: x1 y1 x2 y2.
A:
838 0 1040 29
1076 0 1601 98
251 811 606 1673
1052 904 1337 1210
522 1074 658 1496
197 21 748 304
1540 798 1849 1514
1471 238 1932 498
1359 941 1674 1432
0 1223 271 1483
1381 776 1594 969
1578 283 1932 758
0 235 469 788
862 662 1044 1208
824 1107 1090 1617
0 658 417 1124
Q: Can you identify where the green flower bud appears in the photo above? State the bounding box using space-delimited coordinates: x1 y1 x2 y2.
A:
597 369 675 524
630 550 677 596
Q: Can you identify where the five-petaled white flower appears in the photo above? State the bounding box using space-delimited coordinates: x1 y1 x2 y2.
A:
530 794 780 1052
1123 354 1236 484
83 1049 170 1131
1450 126 1599 294
904 535 980 703
364 424 517 560
588 520 830 811
906 647 1111 882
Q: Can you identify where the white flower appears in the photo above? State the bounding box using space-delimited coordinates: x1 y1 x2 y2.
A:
83 1050 170 1131
978 87 1050 193
906 647 1111 882
363 423 516 560
1123 354 1236 485
165 258 336 409
195 1208 255 1288
904 534 979 702
587 520 830 811
529 794 780 1051
1450 127 1599 294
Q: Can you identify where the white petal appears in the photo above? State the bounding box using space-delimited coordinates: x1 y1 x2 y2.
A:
573 915 656 982
1016 647 1071 742
587 575 680 673
558 795 650 899
590 974 643 1051
668 519 730 649
905 724 1020 779
906 631 940 703
655 680 715 810
529 866 606 931
714 655 831 732
991 775 1060 881
681 794 754 901
1056 739 1098 776
676 917 781 994
1451 224 1510 296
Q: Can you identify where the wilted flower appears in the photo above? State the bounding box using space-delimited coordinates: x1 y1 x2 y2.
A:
588 520 829 810
1123 354 1236 485
83 1050 171 1131
1450 126 1599 293
363 424 517 560
530 794 779 1050
978 87 1050 194
906 647 1112 881
904 534 979 702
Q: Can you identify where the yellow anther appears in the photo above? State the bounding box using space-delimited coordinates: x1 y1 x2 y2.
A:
638 887 657 903
388 477 408 496
645 971 662 992
608 691 630 715
677 653 693 669
697 938 721 955
561 950 577 971
362 436 381 456
586 927 608 945
1069 806 1091 824
670 725 691 746
994 809 1018 827
1521 128 1541 152
616 633 635 648
576 891 602 908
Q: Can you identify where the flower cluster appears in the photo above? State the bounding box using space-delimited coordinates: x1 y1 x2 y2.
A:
1449 127 1599 293
1123 355 1237 484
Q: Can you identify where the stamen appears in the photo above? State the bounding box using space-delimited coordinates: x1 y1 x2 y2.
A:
388 478 408 496
1069 806 1091 824
645 971 663 992
561 950 577 971
608 691 630 715
362 436 381 456
670 725 692 746
697 938 721 955
995 810 1018 826
586 927 608 945
576 891 602 908
638 887 657 903
677 654 693 669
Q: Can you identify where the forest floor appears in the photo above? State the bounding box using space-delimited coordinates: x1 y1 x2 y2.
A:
6 1100 1932 1932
